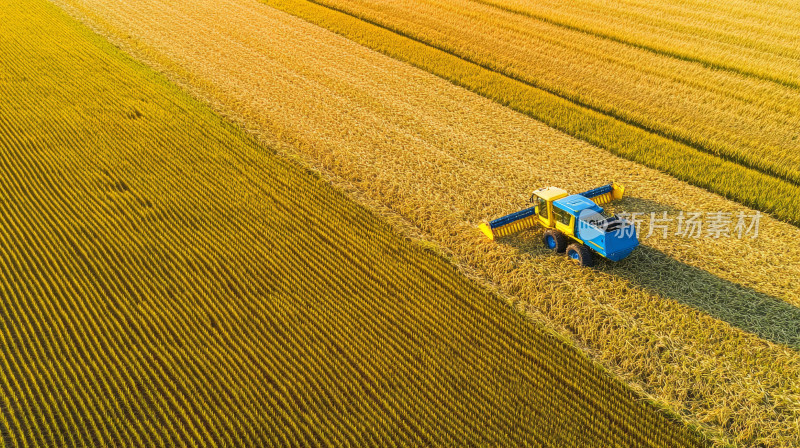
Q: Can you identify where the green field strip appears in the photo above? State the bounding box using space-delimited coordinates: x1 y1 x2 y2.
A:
262 0 800 228
0 0 710 446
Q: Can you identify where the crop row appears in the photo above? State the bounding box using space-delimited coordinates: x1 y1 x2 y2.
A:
313 0 800 185
0 0 707 446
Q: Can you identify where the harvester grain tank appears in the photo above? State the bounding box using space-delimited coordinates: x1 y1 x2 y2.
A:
479 183 638 267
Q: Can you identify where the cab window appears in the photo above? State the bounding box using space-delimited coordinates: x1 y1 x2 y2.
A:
536 197 548 218
553 206 571 226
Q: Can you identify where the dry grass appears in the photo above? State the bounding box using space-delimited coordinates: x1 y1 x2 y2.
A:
1 0 711 446
51 0 800 446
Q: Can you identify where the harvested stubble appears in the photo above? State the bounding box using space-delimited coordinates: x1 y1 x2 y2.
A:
263 0 800 228
53 0 800 446
1 0 712 446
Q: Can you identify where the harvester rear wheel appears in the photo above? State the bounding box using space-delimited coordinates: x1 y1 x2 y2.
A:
543 229 567 253
566 243 594 267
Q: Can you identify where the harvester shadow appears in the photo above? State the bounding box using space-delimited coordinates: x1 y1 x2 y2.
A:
504 235 800 350
600 246 800 349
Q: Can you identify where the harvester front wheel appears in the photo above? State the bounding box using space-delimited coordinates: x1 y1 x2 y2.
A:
543 229 567 253
566 243 594 267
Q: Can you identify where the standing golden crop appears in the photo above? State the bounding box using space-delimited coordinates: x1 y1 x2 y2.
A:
262 0 800 226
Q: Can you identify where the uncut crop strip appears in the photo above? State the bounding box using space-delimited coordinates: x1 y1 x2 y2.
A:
53 0 800 445
0 0 711 446
472 0 800 88
294 0 800 185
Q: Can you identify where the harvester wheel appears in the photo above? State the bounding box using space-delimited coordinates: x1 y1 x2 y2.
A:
543 229 567 253
566 243 594 267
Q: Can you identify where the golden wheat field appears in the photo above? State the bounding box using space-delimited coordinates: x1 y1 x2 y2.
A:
478 0 800 87
5 0 800 445
1 0 715 446
48 0 800 446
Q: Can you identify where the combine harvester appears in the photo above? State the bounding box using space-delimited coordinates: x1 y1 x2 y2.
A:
479 183 638 267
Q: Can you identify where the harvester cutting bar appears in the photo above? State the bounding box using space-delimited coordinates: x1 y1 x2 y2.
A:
478 206 537 240
579 182 624 206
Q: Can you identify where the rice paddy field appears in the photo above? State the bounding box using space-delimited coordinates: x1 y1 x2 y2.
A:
2 0 718 446
4 0 800 446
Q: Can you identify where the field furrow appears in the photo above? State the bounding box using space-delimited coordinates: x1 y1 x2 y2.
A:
471 0 800 87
